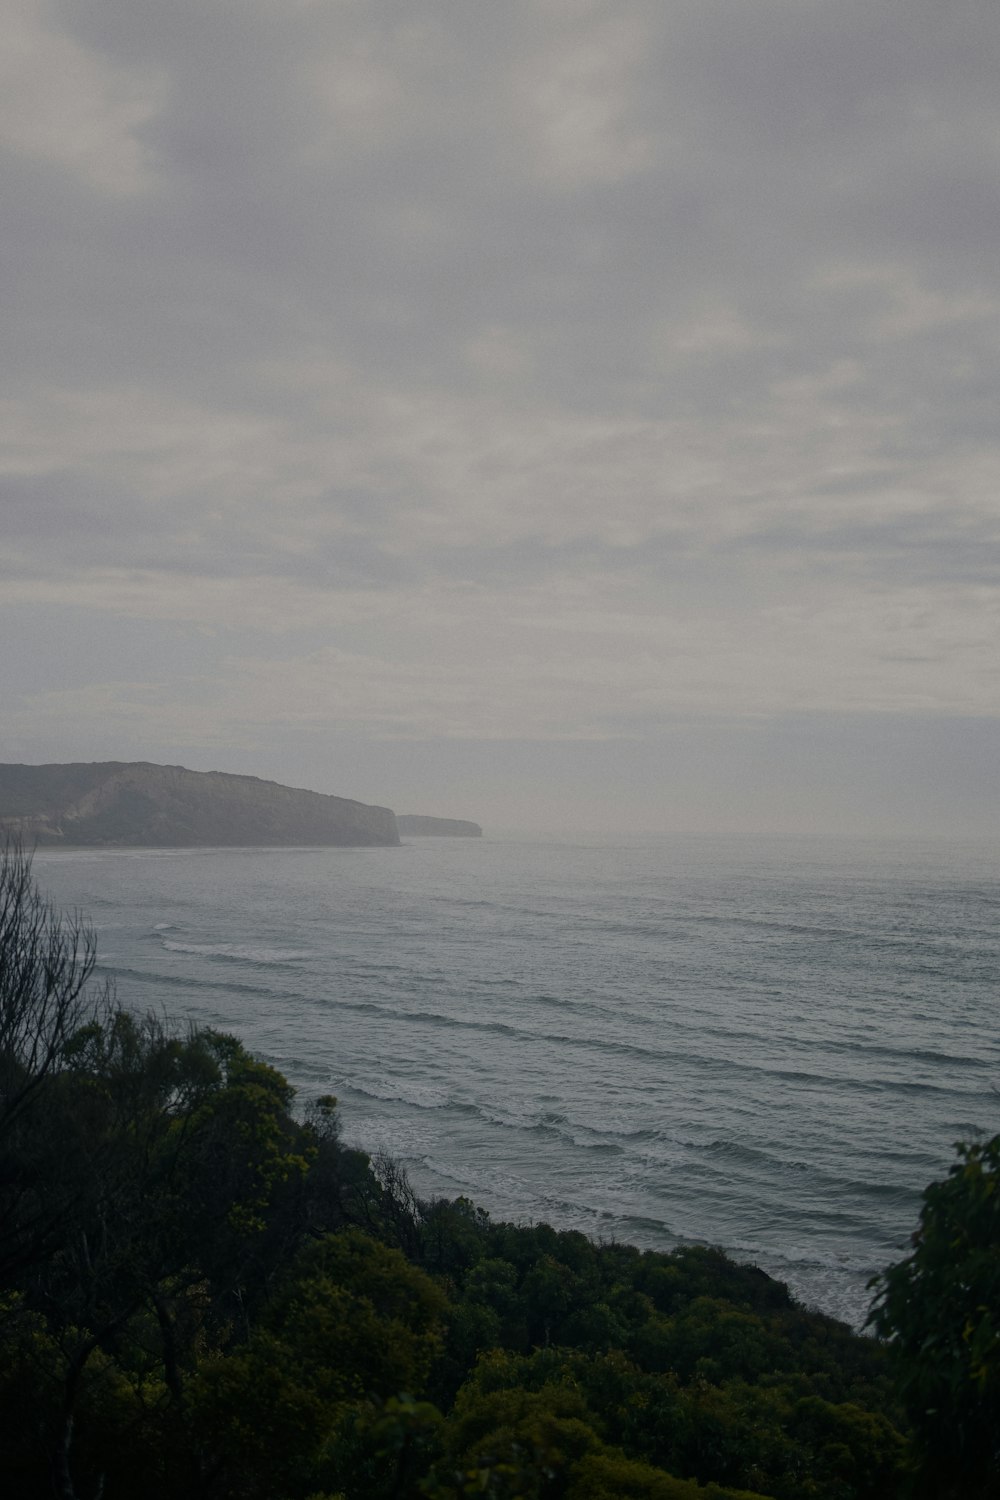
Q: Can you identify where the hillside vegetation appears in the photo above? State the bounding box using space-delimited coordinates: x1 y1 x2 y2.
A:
0 762 399 847
1 845 995 1499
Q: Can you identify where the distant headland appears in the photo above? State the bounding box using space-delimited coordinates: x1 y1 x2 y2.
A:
0 762 478 848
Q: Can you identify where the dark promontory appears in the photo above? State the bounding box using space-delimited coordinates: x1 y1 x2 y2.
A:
396 814 483 837
0 762 399 847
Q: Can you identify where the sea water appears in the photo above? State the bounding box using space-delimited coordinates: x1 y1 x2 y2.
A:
32 832 999 1328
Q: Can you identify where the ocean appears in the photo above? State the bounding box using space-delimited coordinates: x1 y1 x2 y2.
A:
32 831 999 1329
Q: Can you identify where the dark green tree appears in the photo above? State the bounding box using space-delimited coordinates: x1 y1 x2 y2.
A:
869 1134 1000 1497
189 1229 448 1498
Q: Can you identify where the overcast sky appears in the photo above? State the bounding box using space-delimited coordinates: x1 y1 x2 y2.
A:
2 0 999 835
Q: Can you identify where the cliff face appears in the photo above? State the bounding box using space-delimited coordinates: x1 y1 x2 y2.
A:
396 814 482 837
0 763 400 848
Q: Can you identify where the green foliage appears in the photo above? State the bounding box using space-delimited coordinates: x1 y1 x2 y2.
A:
267 1228 449 1395
190 1231 448 1498
421 1341 904 1500
566 1451 773 1500
430 1359 602 1498
869 1133 1000 1497
631 1297 789 1383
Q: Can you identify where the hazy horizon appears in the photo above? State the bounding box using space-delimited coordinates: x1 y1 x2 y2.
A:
3 2 998 841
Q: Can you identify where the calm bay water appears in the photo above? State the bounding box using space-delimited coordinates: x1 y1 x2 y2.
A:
33 831 999 1328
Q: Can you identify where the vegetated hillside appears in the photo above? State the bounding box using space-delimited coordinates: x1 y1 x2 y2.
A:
3 845 993 1500
397 814 483 837
0 761 400 847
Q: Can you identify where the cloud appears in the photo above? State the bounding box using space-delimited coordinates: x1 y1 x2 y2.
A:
2 0 999 828
0 0 163 193
511 8 654 188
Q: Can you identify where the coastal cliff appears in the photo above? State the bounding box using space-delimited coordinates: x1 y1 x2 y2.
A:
397 814 483 837
0 762 400 848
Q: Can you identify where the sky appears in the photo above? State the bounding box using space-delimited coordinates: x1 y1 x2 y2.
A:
2 0 999 836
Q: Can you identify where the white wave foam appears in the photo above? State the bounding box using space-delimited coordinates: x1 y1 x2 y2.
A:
347 1077 453 1111
161 939 312 963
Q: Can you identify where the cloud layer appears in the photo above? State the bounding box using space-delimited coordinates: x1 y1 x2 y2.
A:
3 0 998 830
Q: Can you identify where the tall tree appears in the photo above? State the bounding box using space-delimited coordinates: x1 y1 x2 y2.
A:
0 841 109 1279
869 1135 1000 1498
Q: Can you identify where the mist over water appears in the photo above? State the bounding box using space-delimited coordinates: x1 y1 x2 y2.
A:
34 832 999 1328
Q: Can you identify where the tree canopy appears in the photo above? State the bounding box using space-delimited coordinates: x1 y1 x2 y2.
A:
869 1133 1000 1498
